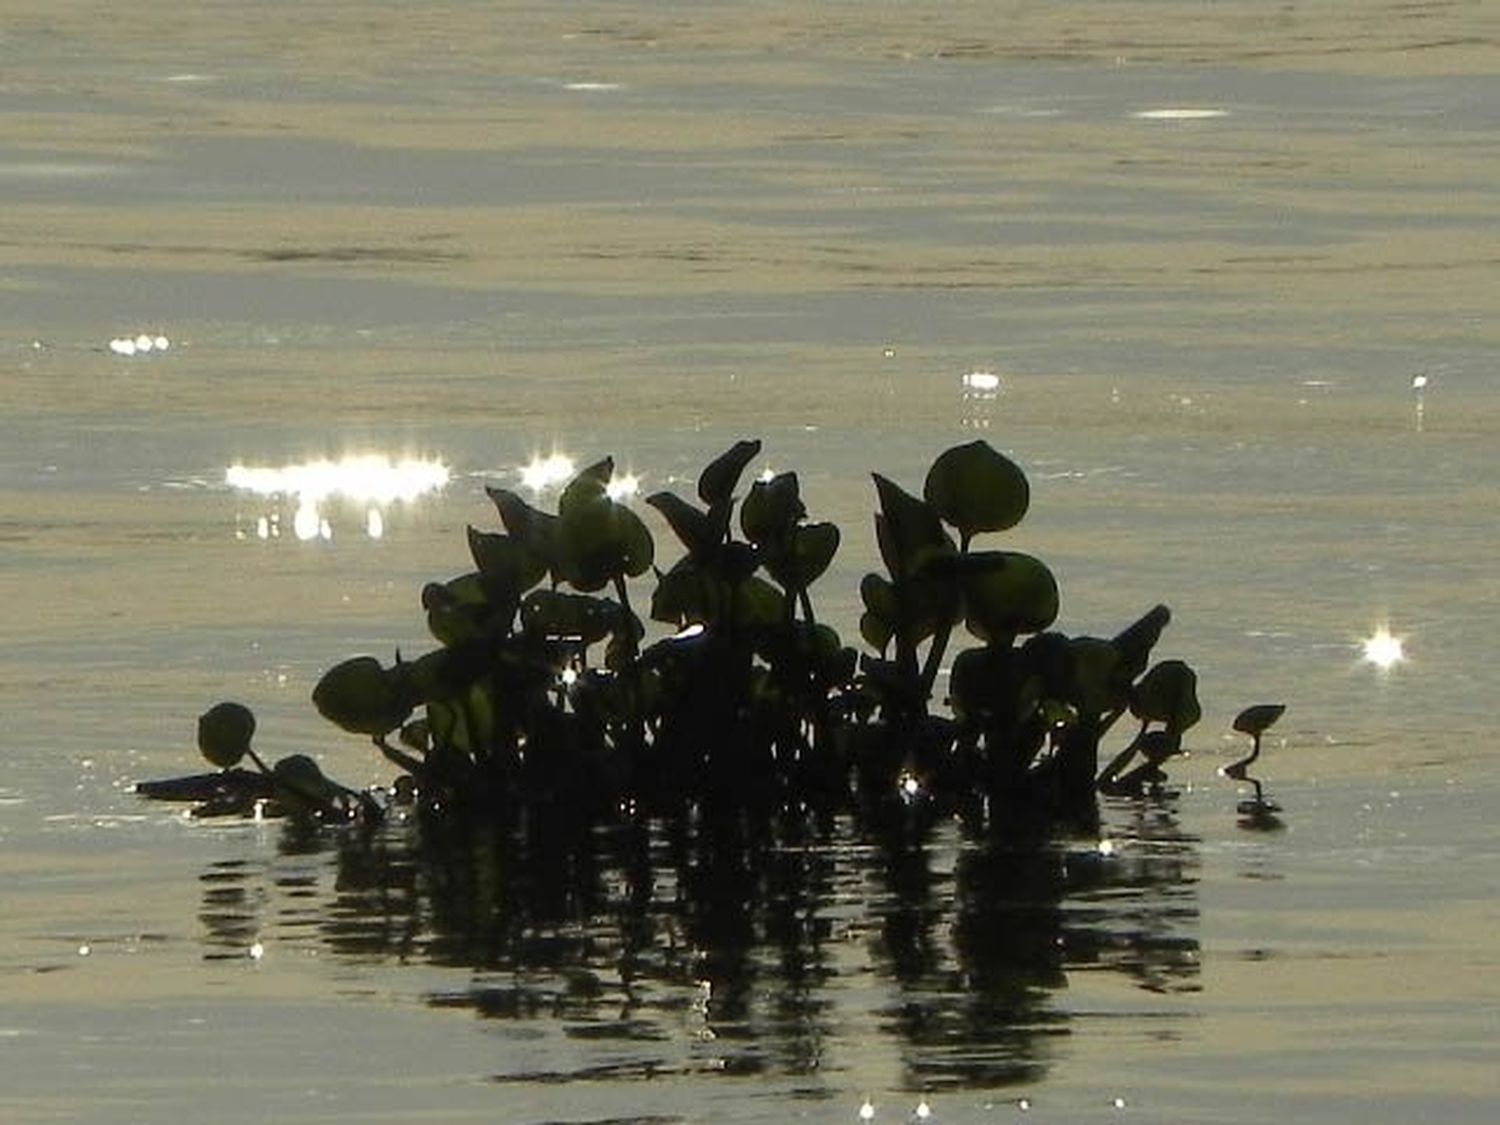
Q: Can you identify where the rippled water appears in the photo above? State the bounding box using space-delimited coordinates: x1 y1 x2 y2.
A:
3 3 1498 1121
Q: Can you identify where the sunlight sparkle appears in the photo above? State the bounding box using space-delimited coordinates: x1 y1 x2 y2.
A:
226 455 449 504
520 453 576 491
1362 627 1405 670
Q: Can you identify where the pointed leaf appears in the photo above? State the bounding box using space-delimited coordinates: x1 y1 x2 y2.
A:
486 487 561 573
697 439 761 507
559 457 614 514
467 527 547 599
872 473 952 579
645 491 720 557
557 494 655 591
1112 604 1172 683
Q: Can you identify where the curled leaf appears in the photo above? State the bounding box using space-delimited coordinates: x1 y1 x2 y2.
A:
1233 703 1286 737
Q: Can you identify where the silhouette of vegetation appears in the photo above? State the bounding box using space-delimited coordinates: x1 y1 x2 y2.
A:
140 438 1275 831
1226 702 1287 828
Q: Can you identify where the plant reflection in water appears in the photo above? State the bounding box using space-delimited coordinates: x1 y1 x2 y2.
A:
195 800 1199 1095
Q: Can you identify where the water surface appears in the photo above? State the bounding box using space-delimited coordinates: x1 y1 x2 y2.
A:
3 3 1498 1121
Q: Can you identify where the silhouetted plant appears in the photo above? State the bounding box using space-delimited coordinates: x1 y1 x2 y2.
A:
141 437 1251 831
1225 702 1287 824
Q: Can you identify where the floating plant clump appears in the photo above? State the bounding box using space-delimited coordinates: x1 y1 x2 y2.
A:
140 439 1269 831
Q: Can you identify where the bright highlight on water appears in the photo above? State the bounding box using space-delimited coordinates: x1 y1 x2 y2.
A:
226 454 450 541
519 453 577 491
1362 627 1406 670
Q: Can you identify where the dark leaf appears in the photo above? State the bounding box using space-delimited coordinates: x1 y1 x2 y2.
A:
924 439 1031 540
197 701 256 770
1233 703 1286 737
697 439 762 507
1131 659 1202 734
962 551 1060 641
312 656 412 737
740 471 804 547
645 491 720 557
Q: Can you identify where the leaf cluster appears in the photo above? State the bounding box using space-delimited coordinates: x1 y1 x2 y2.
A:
157 439 1212 829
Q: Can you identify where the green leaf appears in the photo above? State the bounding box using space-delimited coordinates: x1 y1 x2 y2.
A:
766 520 840 592
197 701 256 770
486 487 560 573
961 551 1060 641
559 457 615 512
645 491 720 558
1112 604 1172 684
1233 703 1285 737
422 572 494 647
556 493 655 591
740 471 804 547
872 473 953 580
312 656 412 737
923 440 1030 540
271 754 344 808
467 527 547 601
1069 636 1124 717
1131 659 1202 734
697 439 762 507
731 574 786 628
650 558 722 625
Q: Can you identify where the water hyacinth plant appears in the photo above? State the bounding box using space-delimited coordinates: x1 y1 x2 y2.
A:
142 439 1220 831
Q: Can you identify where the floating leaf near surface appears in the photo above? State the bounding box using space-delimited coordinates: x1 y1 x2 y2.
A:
1233 703 1286 737
197 701 259 770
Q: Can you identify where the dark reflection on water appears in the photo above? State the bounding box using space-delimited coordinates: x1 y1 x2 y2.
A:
196 800 1198 1092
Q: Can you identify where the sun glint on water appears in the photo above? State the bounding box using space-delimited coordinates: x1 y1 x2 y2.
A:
1361 627 1406 670
227 454 449 541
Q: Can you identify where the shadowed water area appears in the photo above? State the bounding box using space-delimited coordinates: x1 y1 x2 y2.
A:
3 3 1498 1121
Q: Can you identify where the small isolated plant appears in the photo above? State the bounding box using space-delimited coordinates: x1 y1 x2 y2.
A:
1225 702 1287 818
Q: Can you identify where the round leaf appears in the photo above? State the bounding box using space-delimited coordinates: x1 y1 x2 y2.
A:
924 440 1030 539
961 551 1059 641
198 701 256 770
312 656 412 737
1130 659 1202 734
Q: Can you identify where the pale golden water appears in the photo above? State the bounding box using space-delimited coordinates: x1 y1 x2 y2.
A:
3 3 1499 1122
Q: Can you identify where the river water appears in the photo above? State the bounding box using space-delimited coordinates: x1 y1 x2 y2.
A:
3 3 1498 1121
